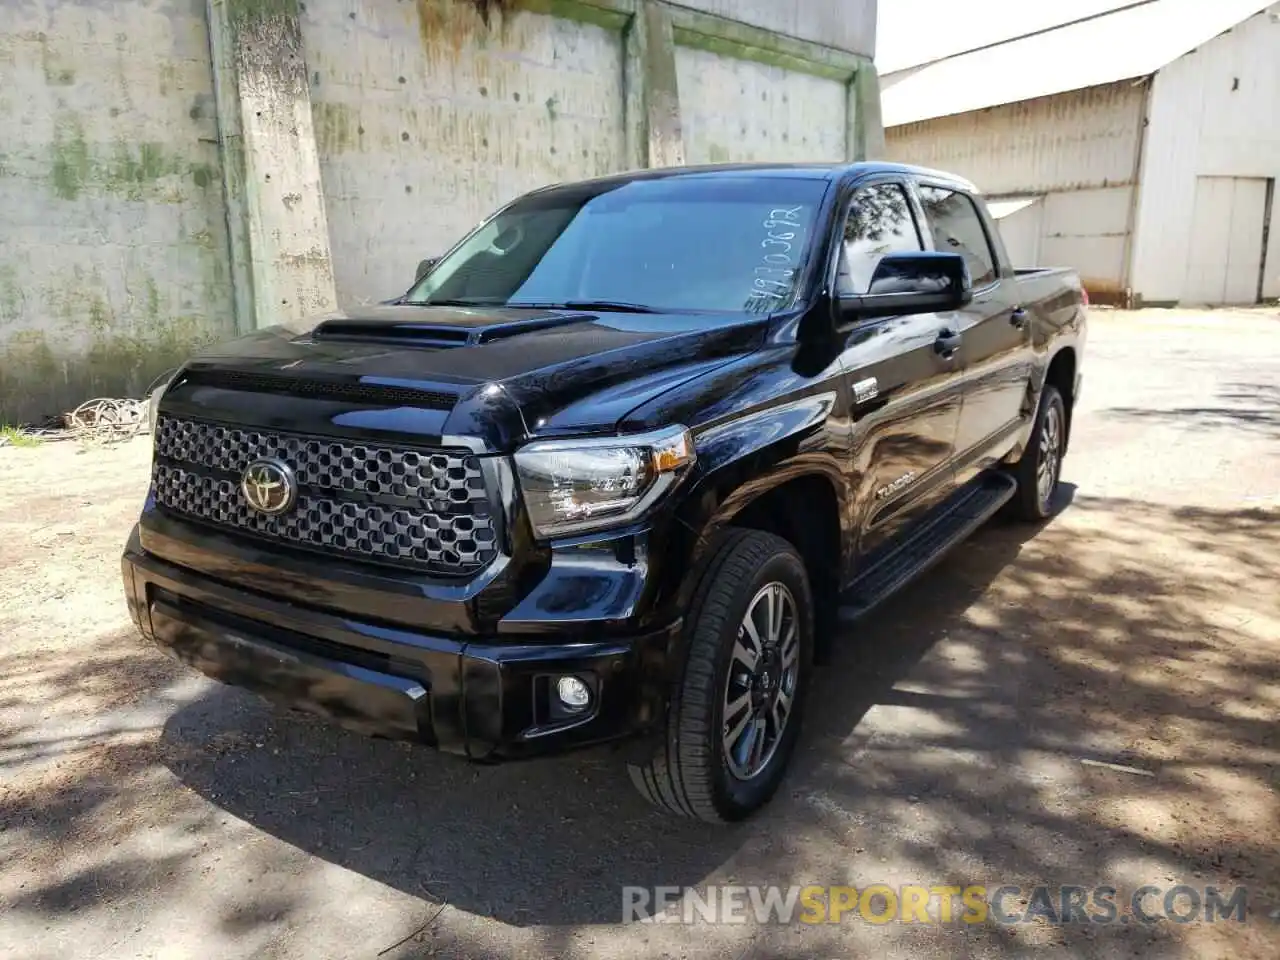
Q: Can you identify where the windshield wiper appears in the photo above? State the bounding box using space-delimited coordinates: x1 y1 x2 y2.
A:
507 299 662 314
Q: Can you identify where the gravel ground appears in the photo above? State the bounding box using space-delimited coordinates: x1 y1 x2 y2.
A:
1 308 1278 959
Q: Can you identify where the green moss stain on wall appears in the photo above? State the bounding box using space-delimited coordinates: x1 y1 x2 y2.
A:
190 163 216 189
101 140 200 201
0 333 60 413
50 116 92 201
0 267 24 323
226 0 298 28
514 0 631 31
39 33 77 86
45 112 216 203
6 17 234 426
0 326 217 424
312 101 361 155
2 257 232 423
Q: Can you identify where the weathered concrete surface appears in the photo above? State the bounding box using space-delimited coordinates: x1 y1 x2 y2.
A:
302 0 877 307
0 0 234 425
4 0 883 421
677 44 848 163
208 0 338 329
637 0 685 168
2 309 1278 959
851 62 885 160
677 0 876 59
303 0 628 307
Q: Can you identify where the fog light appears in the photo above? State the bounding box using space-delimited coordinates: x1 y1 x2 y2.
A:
556 675 591 712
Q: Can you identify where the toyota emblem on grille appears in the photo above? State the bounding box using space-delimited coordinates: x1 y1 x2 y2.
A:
241 459 297 515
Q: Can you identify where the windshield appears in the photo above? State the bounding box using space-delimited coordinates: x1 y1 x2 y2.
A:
404 176 829 314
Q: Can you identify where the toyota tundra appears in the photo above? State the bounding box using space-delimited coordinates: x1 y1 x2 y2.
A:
122 162 1086 822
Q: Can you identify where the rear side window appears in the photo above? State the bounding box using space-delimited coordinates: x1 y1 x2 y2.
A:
918 185 998 287
835 182 924 295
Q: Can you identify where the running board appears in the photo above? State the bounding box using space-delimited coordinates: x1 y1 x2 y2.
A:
837 472 1018 624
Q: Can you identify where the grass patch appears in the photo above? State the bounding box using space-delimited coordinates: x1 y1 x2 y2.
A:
0 425 42 448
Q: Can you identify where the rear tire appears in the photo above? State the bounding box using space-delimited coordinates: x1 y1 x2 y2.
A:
1008 384 1066 522
627 530 813 822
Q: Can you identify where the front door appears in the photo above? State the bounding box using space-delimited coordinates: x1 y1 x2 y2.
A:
832 179 965 560
917 183 1030 472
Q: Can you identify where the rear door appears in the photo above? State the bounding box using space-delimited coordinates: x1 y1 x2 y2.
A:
832 178 965 559
916 182 1032 476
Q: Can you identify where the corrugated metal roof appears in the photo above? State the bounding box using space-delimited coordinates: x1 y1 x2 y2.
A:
881 0 1276 127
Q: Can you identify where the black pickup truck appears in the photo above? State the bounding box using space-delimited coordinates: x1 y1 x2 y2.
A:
123 161 1086 822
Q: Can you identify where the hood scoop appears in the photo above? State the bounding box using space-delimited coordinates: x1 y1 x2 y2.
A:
181 367 459 410
312 313 592 349
313 320 470 348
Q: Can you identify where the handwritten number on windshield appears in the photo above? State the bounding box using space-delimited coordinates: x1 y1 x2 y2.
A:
749 206 802 306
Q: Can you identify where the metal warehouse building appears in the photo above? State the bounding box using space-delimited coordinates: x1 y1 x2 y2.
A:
881 0 1280 306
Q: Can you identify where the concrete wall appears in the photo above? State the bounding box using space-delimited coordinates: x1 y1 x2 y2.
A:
677 0 875 55
305 0 879 308
303 0 628 307
885 80 1146 299
1131 4 1280 304
676 46 849 163
0 0 234 424
1 0 880 423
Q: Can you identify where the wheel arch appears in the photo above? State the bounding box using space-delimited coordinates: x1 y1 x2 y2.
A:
1043 346 1077 451
676 461 847 664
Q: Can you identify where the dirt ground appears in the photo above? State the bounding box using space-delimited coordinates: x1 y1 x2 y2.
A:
1 308 1278 959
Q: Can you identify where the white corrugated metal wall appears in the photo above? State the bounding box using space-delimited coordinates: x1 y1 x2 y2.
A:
885 80 1146 299
1130 5 1280 304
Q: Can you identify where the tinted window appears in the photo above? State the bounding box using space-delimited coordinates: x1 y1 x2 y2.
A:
918 185 997 286
835 183 923 295
404 177 829 314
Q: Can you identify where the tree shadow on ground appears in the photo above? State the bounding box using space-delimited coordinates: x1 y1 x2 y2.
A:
1105 381 1280 439
122 491 1057 933
5 489 1278 959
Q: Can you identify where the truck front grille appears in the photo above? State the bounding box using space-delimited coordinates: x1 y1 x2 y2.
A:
151 416 498 574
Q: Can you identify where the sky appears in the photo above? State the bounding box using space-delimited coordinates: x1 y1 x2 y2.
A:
875 0 1153 72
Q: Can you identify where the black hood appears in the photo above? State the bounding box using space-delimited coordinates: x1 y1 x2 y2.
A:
169 304 768 451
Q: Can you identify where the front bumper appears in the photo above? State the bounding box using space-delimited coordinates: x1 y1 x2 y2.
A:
122 531 677 760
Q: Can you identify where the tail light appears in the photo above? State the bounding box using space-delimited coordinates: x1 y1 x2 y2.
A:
1081 286 1090 306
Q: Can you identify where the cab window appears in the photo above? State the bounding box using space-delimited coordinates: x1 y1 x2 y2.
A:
917 185 998 287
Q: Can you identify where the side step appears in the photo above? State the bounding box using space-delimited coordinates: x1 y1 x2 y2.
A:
837 472 1018 624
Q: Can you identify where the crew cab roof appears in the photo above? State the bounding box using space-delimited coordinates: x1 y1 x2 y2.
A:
527 161 980 196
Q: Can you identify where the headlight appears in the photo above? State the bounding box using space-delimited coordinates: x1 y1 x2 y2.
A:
513 425 696 539
147 388 163 437
146 369 178 439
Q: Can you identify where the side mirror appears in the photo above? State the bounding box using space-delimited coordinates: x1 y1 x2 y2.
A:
415 257 439 282
837 252 972 322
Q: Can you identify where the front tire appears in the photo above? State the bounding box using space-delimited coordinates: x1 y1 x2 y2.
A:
627 530 813 822
1009 384 1066 521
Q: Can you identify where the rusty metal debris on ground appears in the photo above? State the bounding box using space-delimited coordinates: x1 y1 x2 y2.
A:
61 398 150 444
